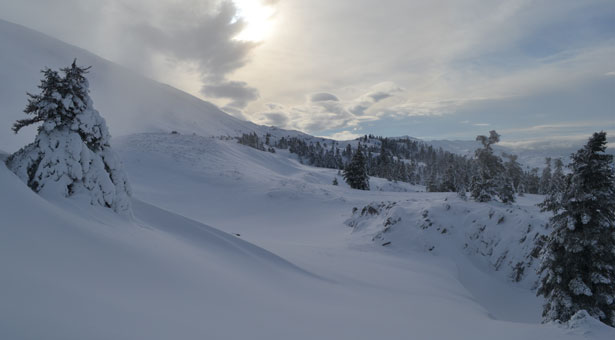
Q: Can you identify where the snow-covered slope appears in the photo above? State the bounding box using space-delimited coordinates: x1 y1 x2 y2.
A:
0 151 328 339
109 132 613 339
3 128 614 339
2 18 615 339
0 18 267 152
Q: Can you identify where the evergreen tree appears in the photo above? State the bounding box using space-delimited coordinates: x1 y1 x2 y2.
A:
441 164 457 192
343 143 370 190
457 181 468 200
525 167 541 194
517 182 526 197
550 158 566 195
537 132 615 326
332 177 339 186
503 153 523 193
470 130 514 203
539 157 553 194
6 60 131 214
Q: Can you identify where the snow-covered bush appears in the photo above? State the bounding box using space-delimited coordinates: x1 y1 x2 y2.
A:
6 60 131 215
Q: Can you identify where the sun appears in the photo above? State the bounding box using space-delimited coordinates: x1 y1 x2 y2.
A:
232 0 277 42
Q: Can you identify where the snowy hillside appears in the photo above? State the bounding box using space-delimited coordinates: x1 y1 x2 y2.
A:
111 132 612 339
6 135 613 339
345 195 551 304
0 150 324 339
3 132 615 339
2 17 615 339
0 19 268 152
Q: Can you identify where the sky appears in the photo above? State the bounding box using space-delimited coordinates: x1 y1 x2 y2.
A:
0 0 613 144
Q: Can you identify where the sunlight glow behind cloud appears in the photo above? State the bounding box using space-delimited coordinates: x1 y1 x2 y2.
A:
1 0 613 142
232 0 277 42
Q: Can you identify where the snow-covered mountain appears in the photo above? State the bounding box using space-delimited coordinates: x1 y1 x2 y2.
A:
1 18 614 340
426 137 615 169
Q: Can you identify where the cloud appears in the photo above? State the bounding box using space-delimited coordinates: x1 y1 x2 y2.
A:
233 0 615 140
348 104 369 116
254 100 358 132
310 92 339 102
251 82 400 133
337 82 404 118
5 0 613 142
499 120 615 135
368 92 393 102
360 82 403 102
260 112 289 127
202 80 259 108
321 130 363 141
0 0 265 109
498 133 615 150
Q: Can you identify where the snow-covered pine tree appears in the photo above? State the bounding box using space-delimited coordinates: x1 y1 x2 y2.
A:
550 158 566 195
537 131 615 327
440 164 457 192
517 182 526 197
343 143 370 190
426 168 440 192
457 181 468 200
498 179 516 203
503 153 523 193
525 167 541 194
6 60 131 215
539 157 553 194
470 130 514 203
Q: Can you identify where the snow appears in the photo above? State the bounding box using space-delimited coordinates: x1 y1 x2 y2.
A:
1 18 615 340
569 278 593 296
111 132 613 339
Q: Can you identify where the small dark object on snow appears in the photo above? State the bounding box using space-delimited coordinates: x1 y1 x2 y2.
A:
382 241 391 246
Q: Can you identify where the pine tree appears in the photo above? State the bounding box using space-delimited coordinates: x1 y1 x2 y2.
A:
470 130 514 203
537 132 615 326
457 181 468 200
6 60 131 214
332 177 339 186
343 143 370 190
539 157 553 194
525 167 541 194
435 164 455 192
550 158 566 195
503 153 523 193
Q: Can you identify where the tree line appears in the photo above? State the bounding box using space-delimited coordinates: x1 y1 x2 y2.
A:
237 131 566 202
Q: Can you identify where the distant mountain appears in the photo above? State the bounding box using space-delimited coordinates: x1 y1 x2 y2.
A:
426 137 615 169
